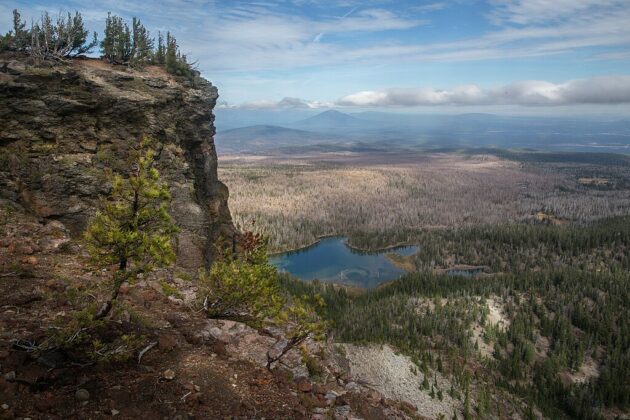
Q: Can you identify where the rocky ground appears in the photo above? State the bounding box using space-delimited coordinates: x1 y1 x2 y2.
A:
342 344 461 419
0 204 423 419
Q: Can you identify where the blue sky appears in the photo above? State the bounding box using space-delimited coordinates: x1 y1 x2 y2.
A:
2 0 630 114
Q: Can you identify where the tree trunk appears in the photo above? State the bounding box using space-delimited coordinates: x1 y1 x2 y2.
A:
94 264 127 320
266 334 308 370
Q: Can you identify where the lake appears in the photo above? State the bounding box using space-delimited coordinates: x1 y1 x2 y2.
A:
269 236 419 288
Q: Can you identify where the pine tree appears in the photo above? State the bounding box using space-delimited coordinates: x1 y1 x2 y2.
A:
163 31 192 77
101 13 131 63
26 11 97 59
266 294 327 369
117 22 131 62
198 233 284 324
12 9 28 51
84 138 178 319
463 373 471 420
65 11 97 56
101 13 114 59
131 17 153 65
165 32 177 73
154 31 165 64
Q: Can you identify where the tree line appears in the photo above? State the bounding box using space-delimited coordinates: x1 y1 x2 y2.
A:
1 9 194 77
350 215 630 275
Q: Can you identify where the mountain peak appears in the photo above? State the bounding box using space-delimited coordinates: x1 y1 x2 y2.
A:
293 109 365 129
317 109 347 116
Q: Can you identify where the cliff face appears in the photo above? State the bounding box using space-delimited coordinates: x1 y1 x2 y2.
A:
0 53 236 269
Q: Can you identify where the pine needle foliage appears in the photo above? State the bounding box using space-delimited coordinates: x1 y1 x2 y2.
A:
199 233 284 326
1 9 97 58
199 225 328 368
84 138 178 319
100 13 131 64
99 13 192 76
101 13 154 66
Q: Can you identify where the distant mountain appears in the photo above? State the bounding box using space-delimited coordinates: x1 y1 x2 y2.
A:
216 110 630 154
214 108 320 131
290 110 373 132
215 124 346 153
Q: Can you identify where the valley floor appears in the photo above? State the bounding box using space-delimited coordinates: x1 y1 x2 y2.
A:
219 150 630 253
223 149 630 419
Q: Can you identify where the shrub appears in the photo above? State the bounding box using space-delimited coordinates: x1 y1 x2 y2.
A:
198 235 284 326
198 226 328 369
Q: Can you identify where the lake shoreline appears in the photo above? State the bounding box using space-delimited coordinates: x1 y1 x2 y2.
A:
267 233 339 257
269 235 418 257
270 236 419 289
345 240 418 254
384 253 416 272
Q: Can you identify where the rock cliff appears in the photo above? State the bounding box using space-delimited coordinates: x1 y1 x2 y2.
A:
0 53 236 269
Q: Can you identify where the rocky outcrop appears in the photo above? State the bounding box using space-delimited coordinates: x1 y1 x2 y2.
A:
0 53 236 269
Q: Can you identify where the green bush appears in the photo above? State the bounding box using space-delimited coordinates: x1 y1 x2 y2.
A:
198 237 284 326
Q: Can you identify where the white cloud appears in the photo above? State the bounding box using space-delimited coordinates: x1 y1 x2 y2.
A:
226 97 333 110
412 3 448 13
336 76 630 107
488 0 628 25
191 0 630 72
322 8 424 32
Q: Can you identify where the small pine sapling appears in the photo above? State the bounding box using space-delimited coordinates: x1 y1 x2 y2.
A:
84 138 178 319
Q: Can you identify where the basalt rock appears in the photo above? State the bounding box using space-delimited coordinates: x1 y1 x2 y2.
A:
0 53 236 269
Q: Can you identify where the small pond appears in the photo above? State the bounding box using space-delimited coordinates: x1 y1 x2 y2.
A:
269 236 419 288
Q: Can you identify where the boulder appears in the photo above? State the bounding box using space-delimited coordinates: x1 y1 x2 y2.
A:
295 377 312 393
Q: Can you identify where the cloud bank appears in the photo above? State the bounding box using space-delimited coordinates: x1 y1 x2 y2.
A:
336 76 630 107
220 97 332 110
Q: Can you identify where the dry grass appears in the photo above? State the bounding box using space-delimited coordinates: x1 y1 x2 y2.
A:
219 153 630 252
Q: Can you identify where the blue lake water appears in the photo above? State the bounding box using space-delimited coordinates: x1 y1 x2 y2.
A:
269 236 419 288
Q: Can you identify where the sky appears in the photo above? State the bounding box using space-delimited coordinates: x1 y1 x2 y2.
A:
2 0 630 115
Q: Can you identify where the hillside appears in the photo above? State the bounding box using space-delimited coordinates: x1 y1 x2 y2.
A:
290 110 372 132
0 54 418 419
222 151 630 419
217 109 630 153
216 124 344 153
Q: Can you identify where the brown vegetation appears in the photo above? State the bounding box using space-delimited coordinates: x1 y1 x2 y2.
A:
220 153 630 252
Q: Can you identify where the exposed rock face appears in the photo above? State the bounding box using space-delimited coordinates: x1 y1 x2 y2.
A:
0 53 236 269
